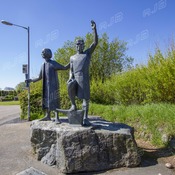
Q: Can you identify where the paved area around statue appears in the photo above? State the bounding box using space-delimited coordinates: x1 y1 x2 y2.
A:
0 105 20 126
0 105 174 175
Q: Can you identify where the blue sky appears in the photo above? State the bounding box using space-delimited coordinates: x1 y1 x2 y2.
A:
0 0 174 89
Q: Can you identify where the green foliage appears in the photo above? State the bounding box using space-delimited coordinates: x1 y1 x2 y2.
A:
113 46 175 105
89 103 175 146
54 32 133 83
19 81 44 119
15 82 26 93
0 90 15 96
90 77 117 105
0 90 17 101
59 78 71 109
2 96 13 101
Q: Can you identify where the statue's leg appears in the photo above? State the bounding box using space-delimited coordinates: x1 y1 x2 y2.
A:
82 99 91 126
40 109 51 121
54 111 61 124
68 80 77 111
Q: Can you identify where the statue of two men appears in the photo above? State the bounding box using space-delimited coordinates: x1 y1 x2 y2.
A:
28 20 98 126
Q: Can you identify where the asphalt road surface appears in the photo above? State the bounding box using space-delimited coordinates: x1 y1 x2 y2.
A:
0 105 20 126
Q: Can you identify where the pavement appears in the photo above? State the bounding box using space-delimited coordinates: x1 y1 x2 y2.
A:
0 105 21 126
0 105 174 175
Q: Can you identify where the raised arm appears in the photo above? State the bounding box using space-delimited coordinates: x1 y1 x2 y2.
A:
88 20 98 54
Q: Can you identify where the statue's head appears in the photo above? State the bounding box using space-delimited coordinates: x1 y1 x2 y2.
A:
41 48 52 59
76 39 84 53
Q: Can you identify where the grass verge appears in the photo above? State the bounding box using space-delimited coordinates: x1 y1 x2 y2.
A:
0 101 20 105
89 103 175 147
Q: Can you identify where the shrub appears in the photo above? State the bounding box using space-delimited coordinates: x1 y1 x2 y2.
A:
90 77 117 105
19 82 43 119
113 46 175 105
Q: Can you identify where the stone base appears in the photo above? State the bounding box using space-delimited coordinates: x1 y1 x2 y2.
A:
30 117 141 174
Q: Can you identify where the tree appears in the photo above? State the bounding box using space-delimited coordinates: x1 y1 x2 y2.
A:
15 82 26 93
54 33 133 83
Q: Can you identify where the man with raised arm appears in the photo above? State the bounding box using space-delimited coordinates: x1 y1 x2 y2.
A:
67 20 98 126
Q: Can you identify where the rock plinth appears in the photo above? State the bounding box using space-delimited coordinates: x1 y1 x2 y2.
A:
30 117 141 174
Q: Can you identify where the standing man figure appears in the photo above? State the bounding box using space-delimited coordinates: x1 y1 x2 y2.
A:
67 20 98 126
27 48 69 123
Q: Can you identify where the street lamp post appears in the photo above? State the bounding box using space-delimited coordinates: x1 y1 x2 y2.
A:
1 20 30 121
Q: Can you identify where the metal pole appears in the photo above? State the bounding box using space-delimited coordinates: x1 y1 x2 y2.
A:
27 27 30 121
1 20 31 121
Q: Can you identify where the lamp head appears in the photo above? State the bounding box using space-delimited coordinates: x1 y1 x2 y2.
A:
1 20 13 26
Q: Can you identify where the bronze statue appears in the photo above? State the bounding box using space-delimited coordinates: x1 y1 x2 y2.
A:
27 48 69 123
67 20 98 126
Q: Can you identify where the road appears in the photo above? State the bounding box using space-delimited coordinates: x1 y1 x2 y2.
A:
0 105 20 125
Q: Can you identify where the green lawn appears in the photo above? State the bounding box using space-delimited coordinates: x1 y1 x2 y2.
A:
0 101 20 105
89 103 175 146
